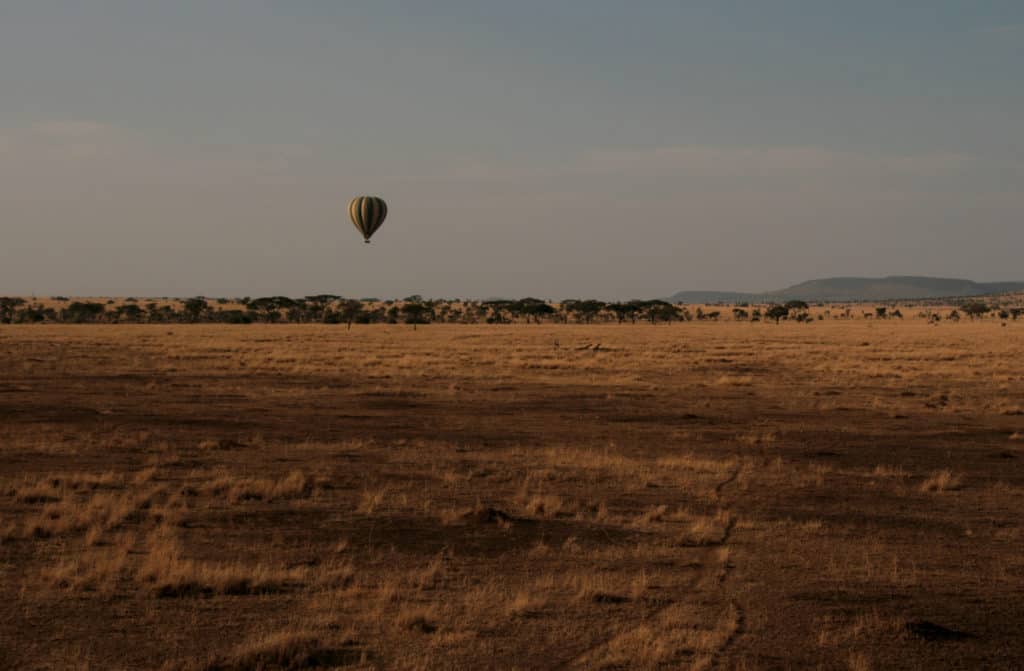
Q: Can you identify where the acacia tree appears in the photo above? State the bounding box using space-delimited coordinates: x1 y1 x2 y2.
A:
401 301 431 329
304 295 340 322
62 301 107 323
513 298 555 324
21 304 56 323
564 299 606 324
115 304 145 323
445 306 464 323
0 297 26 324
483 300 513 324
286 301 309 323
248 297 296 323
783 300 809 321
182 297 209 323
961 302 990 320
463 301 488 324
339 300 364 329
765 304 789 324
608 301 642 324
639 300 679 324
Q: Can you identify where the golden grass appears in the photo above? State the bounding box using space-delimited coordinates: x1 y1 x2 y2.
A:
506 589 548 617
137 530 307 597
871 464 908 478
45 537 132 592
10 471 122 503
356 486 388 514
579 601 741 670
395 604 440 633
919 469 964 493
675 509 733 546
522 493 564 518
186 628 358 671
206 470 315 504
1 319 1021 669
22 487 161 539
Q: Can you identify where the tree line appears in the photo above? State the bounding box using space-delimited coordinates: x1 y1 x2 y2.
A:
0 296 1019 326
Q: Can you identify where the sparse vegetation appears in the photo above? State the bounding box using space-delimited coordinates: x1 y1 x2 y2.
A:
0 318 1021 668
4 293 1019 326
919 469 963 493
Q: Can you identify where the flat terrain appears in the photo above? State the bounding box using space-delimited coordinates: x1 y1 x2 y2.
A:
1 322 1022 670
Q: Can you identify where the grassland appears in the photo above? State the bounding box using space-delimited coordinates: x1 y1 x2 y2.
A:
1 320 1022 669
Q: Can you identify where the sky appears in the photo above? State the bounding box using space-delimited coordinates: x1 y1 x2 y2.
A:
1 1 1022 300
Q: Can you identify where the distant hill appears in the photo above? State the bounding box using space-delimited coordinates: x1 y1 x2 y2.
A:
667 290 759 304
669 276 1024 304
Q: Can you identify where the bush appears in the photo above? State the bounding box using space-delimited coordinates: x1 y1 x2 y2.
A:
217 310 253 324
765 305 789 323
62 302 106 323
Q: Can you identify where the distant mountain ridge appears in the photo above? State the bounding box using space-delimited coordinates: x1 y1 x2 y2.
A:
669 276 1024 304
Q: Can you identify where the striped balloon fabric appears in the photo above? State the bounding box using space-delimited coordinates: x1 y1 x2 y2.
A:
348 196 388 243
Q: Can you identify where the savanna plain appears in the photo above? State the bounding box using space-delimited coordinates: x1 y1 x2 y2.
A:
1 320 1022 670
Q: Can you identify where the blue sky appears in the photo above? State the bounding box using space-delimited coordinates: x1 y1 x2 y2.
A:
2 1 1022 298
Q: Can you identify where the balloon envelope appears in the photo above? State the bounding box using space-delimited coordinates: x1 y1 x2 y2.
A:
349 196 388 243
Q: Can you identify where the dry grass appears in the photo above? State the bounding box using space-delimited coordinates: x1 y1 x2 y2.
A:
506 589 548 617
817 611 904 649
634 504 668 526
919 469 964 492
137 530 306 597
9 471 122 503
436 505 472 526
187 628 358 671
356 486 388 514
522 493 564 518
579 601 741 670
207 470 314 504
45 537 133 592
714 374 754 386
22 487 161 539
737 429 778 448
871 464 908 478
1 319 1021 669
12 481 63 504
0 516 16 544
675 509 733 546
395 604 440 633
413 556 445 591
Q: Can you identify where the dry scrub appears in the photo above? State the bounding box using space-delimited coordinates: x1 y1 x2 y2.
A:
0 320 1021 669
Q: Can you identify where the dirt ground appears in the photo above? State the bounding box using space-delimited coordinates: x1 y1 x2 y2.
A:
1 321 1022 670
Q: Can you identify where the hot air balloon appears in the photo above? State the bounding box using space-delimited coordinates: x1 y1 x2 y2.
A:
349 196 388 243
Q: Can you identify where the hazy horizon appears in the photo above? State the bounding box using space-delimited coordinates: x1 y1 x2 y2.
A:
3 2 1023 300
7 273 1024 304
